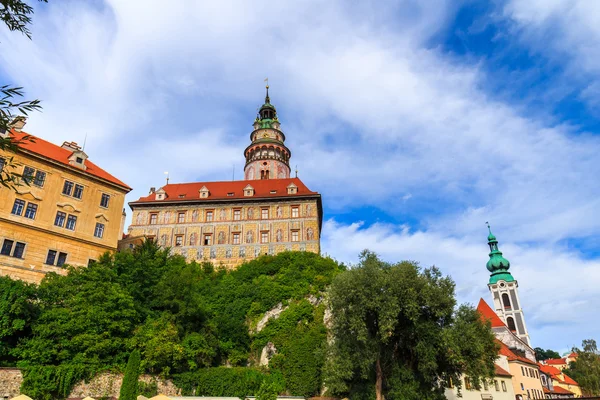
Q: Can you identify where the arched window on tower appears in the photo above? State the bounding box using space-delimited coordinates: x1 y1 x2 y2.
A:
502 293 512 310
506 317 517 332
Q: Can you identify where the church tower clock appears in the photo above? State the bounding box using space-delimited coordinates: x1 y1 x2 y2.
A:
485 224 531 345
244 85 292 180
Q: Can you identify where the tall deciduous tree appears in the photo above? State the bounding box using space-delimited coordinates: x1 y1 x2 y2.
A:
534 347 560 361
325 251 498 400
565 339 600 396
120 349 141 400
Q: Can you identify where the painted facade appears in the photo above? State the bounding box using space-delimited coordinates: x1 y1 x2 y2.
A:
126 88 322 268
0 122 131 283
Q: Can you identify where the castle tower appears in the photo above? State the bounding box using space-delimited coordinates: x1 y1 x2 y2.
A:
244 85 292 180
485 224 531 345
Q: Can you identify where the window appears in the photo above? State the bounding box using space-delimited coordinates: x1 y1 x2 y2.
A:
483 381 489 391
291 206 299 218
88 259 97 266
291 230 299 242
501 381 507 392
521 383 524 391
56 252 67 267
0 240 13 256
149 213 158 224
0 157 5 171
66 215 77 230
0 240 25 258
521 366 525 375
261 208 269 219
53 211 65 227
24 203 37 219
175 235 183 246
261 232 269 243
33 170 46 187
178 212 186 223
23 167 46 187
206 210 213 222
502 293 511 310
45 250 57 265
233 209 241 220
507 316 517 332
204 235 212 246
494 380 500 391
12 242 25 258
76 157 83 164
535 369 539 378
100 193 110 208
62 180 74 196
233 233 240 244
11 199 25 216
94 223 105 238
73 184 84 199
464 377 472 390
23 166 35 183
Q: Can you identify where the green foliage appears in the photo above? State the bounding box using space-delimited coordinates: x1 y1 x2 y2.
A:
0 276 38 365
20 364 94 400
119 350 141 400
565 339 600 396
138 379 159 397
324 250 498 400
174 367 283 397
256 380 279 400
0 0 48 39
534 347 561 361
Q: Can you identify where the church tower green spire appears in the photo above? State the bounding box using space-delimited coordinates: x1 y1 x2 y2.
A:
486 223 514 284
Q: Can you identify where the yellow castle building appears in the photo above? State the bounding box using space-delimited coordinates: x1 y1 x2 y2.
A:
125 87 322 268
0 120 131 283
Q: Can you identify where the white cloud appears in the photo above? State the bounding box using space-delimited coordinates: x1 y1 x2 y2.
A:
0 0 599 349
321 219 600 350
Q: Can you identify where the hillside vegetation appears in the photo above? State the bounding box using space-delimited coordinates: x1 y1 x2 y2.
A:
0 241 343 399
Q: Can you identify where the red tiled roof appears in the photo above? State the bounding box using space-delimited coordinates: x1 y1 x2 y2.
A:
543 388 551 394
477 298 506 328
494 364 512 377
132 177 319 203
568 352 578 358
540 364 562 376
546 358 567 365
497 340 537 366
10 130 131 190
562 373 578 386
552 386 574 395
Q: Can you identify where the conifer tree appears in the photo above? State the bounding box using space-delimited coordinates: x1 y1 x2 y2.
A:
120 349 141 400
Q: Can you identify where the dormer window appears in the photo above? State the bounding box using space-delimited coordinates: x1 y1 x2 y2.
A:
199 186 210 198
227 192 234 197
155 188 166 201
244 185 254 197
270 190 277 194
287 183 298 195
76 157 83 164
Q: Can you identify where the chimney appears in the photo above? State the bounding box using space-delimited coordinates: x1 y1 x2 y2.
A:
61 141 82 152
9 116 26 132
150 187 156 194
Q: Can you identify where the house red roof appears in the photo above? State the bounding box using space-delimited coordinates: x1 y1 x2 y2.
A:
539 364 579 386
540 364 562 376
132 177 319 203
494 364 512 377
10 130 131 190
561 374 578 386
568 352 578 358
497 340 537 366
552 386 574 395
477 298 506 328
546 358 567 365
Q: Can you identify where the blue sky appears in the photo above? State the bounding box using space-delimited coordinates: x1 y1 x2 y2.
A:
1 0 600 352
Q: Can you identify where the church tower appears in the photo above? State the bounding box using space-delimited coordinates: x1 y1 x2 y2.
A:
485 224 531 345
244 85 292 180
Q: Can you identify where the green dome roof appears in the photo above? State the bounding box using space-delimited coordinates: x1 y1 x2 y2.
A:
485 225 514 284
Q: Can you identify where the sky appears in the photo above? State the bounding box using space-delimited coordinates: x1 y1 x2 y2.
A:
1 0 599 352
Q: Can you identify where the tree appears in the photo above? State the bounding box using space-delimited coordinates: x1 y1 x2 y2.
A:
565 339 600 396
0 276 38 365
1 0 47 189
534 347 560 361
256 380 279 400
324 251 498 400
120 349 141 400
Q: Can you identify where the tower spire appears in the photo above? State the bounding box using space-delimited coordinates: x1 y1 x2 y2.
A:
484 224 530 345
265 81 270 104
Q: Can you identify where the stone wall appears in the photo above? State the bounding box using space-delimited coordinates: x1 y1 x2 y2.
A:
0 369 179 398
0 368 23 398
